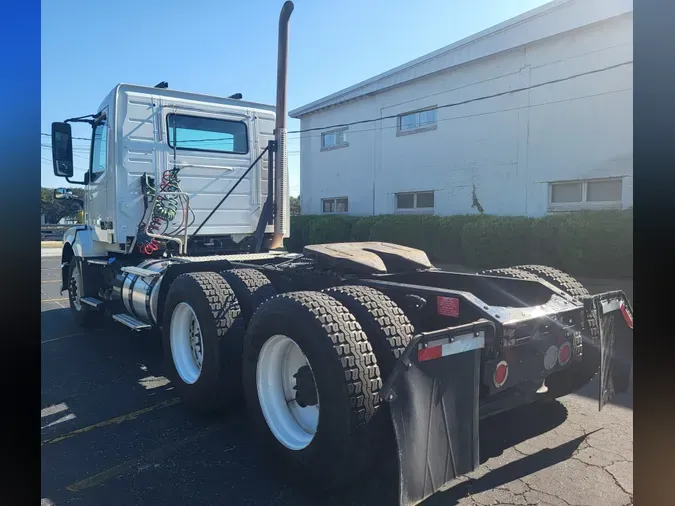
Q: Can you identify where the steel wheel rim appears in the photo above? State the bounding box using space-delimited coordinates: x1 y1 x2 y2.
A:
256 334 320 451
170 302 203 384
69 264 82 312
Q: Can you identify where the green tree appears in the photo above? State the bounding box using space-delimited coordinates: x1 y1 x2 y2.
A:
290 195 301 216
41 187 85 224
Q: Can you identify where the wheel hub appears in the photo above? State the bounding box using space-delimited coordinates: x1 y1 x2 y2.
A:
293 365 318 408
170 302 203 385
189 318 203 369
69 265 82 311
256 334 320 451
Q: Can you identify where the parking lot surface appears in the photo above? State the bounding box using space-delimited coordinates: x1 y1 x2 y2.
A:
41 254 633 506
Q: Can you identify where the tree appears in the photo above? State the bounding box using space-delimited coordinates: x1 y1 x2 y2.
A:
41 187 85 224
290 195 301 216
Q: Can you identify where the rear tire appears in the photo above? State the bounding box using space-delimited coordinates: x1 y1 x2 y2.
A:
323 285 413 380
162 272 244 412
477 266 541 281
243 291 382 488
512 265 590 300
219 269 277 325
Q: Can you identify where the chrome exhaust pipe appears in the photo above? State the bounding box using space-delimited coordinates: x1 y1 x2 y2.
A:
270 0 294 249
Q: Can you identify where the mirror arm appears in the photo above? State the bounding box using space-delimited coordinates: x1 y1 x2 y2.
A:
64 114 97 126
65 176 88 186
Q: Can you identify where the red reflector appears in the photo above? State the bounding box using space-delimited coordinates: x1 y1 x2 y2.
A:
418 346 442 362
437 296 460 317
619 302 633 329
493 360 508 387
558 342 571 365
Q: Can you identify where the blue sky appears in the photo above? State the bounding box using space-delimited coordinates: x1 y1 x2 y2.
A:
41 0 551 194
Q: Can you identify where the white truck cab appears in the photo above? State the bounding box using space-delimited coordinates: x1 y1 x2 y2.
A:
63 84 283 257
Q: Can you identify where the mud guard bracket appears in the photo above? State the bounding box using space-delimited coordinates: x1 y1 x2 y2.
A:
381 319 495 506
588 291 634 410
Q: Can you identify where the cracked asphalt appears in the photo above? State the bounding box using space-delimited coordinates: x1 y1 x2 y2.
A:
41 253 633 506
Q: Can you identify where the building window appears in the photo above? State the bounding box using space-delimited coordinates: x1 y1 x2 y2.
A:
395 191 435 212
322 197 348 213
321 128 348 151
397 108 437 135
549 178 623 210
166 113 249 154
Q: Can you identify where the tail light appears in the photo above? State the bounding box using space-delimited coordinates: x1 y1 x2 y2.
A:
493 360 509 388
558 341 571 366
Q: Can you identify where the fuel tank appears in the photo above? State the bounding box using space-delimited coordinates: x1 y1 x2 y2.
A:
113 258 185 326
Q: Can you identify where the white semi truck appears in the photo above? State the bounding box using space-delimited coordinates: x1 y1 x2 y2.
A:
50 3 633 504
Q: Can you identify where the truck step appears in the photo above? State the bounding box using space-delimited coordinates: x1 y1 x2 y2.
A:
80 297 104 308
86 259 110 266
121 266 161 278
112 313 152 331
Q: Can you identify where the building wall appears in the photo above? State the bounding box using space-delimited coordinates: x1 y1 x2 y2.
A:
299 13 633 218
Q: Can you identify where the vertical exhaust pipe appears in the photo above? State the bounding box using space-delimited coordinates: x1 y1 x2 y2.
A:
270 0 294 249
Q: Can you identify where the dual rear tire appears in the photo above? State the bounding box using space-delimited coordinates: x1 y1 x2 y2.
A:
163 267 414 487
162 271 245 412
243 286 414 487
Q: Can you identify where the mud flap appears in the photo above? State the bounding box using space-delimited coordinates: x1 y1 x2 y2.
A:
588 291 634 410
379 320 495 506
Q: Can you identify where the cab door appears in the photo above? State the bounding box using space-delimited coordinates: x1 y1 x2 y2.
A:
86 109 114 243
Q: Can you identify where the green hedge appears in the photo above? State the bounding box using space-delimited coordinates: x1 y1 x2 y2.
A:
556 210 633 278
284 210 633 278
460 216 535 269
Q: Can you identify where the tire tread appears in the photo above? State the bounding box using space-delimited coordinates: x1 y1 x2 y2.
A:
219 268 276 324
324 285 413 378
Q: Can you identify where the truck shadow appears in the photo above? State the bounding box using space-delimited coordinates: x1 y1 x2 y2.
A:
425 430 593 505
565 374 633 410
282 399 570 506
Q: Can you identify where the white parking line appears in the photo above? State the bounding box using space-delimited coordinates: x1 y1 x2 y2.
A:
41 249 62 258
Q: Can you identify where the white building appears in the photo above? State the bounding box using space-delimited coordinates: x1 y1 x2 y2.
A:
290 0 633 218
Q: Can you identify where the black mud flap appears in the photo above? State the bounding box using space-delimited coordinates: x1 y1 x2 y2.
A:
587 291 634 410
379 320 495 506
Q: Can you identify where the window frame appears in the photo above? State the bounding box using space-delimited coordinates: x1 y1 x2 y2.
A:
320 127 349 151
321 196 349 214
394 190 435 213
88 112 108 184
548 178 624 211
165 113 249 155
396 106 438 136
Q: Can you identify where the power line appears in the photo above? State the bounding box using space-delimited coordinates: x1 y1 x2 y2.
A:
285 87 632 140
286 60 633 135
42 133 91 141
37 61 631 149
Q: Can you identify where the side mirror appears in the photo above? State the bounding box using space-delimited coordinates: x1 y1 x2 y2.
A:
54 188 74 200
51 122 74 178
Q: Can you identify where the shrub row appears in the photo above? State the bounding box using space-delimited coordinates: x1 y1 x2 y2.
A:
284 209 633 278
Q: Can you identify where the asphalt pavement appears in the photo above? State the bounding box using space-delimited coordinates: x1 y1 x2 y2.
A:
41 252 633 506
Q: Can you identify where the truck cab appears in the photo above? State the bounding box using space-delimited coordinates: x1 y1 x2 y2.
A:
59 84 282 257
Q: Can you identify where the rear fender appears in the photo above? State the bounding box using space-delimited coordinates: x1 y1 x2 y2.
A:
60 227 108 291
380 320 494 506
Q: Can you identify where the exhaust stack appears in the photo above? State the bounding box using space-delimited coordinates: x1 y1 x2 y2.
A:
270 0 294 249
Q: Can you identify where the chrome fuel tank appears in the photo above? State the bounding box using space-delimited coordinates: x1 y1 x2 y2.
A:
118 259 180 326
